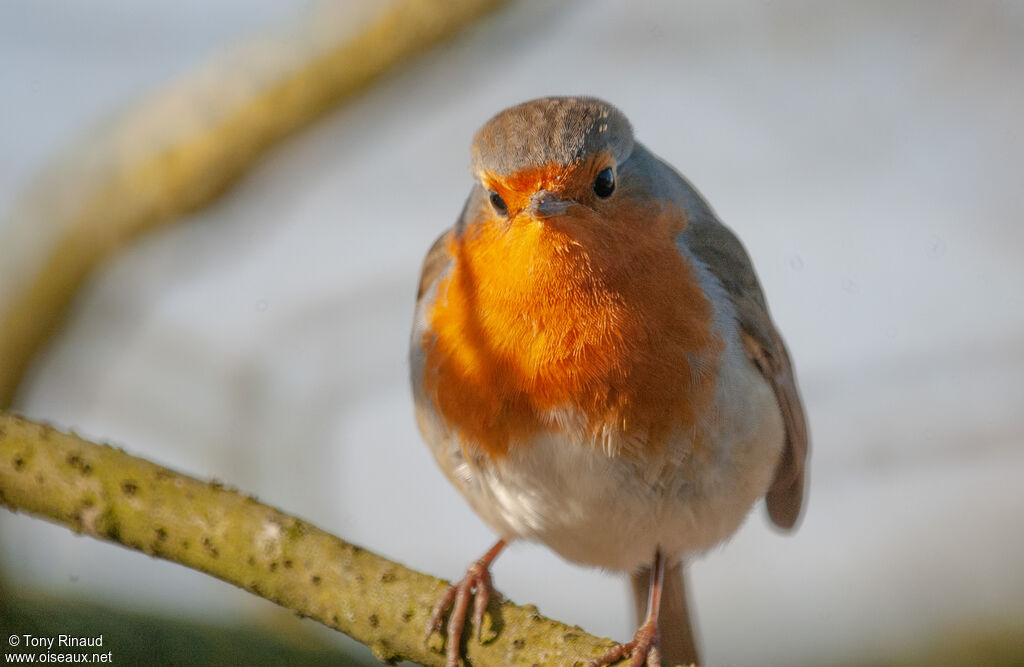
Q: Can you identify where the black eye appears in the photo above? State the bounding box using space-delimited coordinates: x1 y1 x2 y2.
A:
488 190 509 217
593 167 615 198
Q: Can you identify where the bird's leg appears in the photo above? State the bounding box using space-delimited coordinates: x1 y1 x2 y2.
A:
588 548 667 667
426 539 507 666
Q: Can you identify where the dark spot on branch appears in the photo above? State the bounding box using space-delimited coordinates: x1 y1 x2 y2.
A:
247 555 256 566
202 537 219 558
13 456 24 470
563 631 580 641
380 569 397 584
210 478 224 490
155 470 172 480
101 509 121 541
66 453 92 475
283 559 293 569
332 614 340 626
269 562 278 572
401 610 413 623
311 574 321 585
121 480 138 496
294 611 306 619
154 527 168 541
368 614 379 628
513 638 526 650
181 539 190 550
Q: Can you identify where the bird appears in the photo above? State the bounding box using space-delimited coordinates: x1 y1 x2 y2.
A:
409 96 808 666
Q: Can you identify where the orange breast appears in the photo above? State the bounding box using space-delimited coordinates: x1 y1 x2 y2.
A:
422 198 722 459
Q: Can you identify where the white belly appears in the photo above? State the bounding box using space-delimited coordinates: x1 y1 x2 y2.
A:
415 343 784 572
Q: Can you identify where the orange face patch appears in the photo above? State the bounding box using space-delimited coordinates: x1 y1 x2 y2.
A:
422 185 722 460
481 163 567 215
480 152 612 217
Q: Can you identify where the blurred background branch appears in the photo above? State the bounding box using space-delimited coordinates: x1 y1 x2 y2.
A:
0 0 509 409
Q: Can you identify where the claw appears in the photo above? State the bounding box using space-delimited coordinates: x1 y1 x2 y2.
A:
472 565 492 642
425 584 459 644
425 540 506 666
586 616 659 667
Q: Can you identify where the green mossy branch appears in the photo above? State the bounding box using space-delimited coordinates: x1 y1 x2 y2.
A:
0 413 627 666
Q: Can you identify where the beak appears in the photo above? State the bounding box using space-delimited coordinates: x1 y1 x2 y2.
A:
528 190 571 219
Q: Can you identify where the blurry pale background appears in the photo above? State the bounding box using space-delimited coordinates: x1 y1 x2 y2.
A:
2 1 1023 665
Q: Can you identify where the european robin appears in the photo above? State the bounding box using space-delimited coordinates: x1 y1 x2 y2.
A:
410 96 808 666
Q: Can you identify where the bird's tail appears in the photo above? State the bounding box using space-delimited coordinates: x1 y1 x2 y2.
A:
631 561 700 666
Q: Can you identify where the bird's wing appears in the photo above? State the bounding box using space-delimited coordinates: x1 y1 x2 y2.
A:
416 229 454 301
683 216 809 529
416 187 485 302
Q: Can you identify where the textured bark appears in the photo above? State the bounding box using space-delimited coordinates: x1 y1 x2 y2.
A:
0 0 511 408
0 413 631 666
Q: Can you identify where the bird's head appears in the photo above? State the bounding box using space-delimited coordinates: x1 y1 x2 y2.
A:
469 96 636 227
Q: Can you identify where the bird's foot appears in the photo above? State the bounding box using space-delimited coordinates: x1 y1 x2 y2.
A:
587 616 661 667
426 540 505 667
